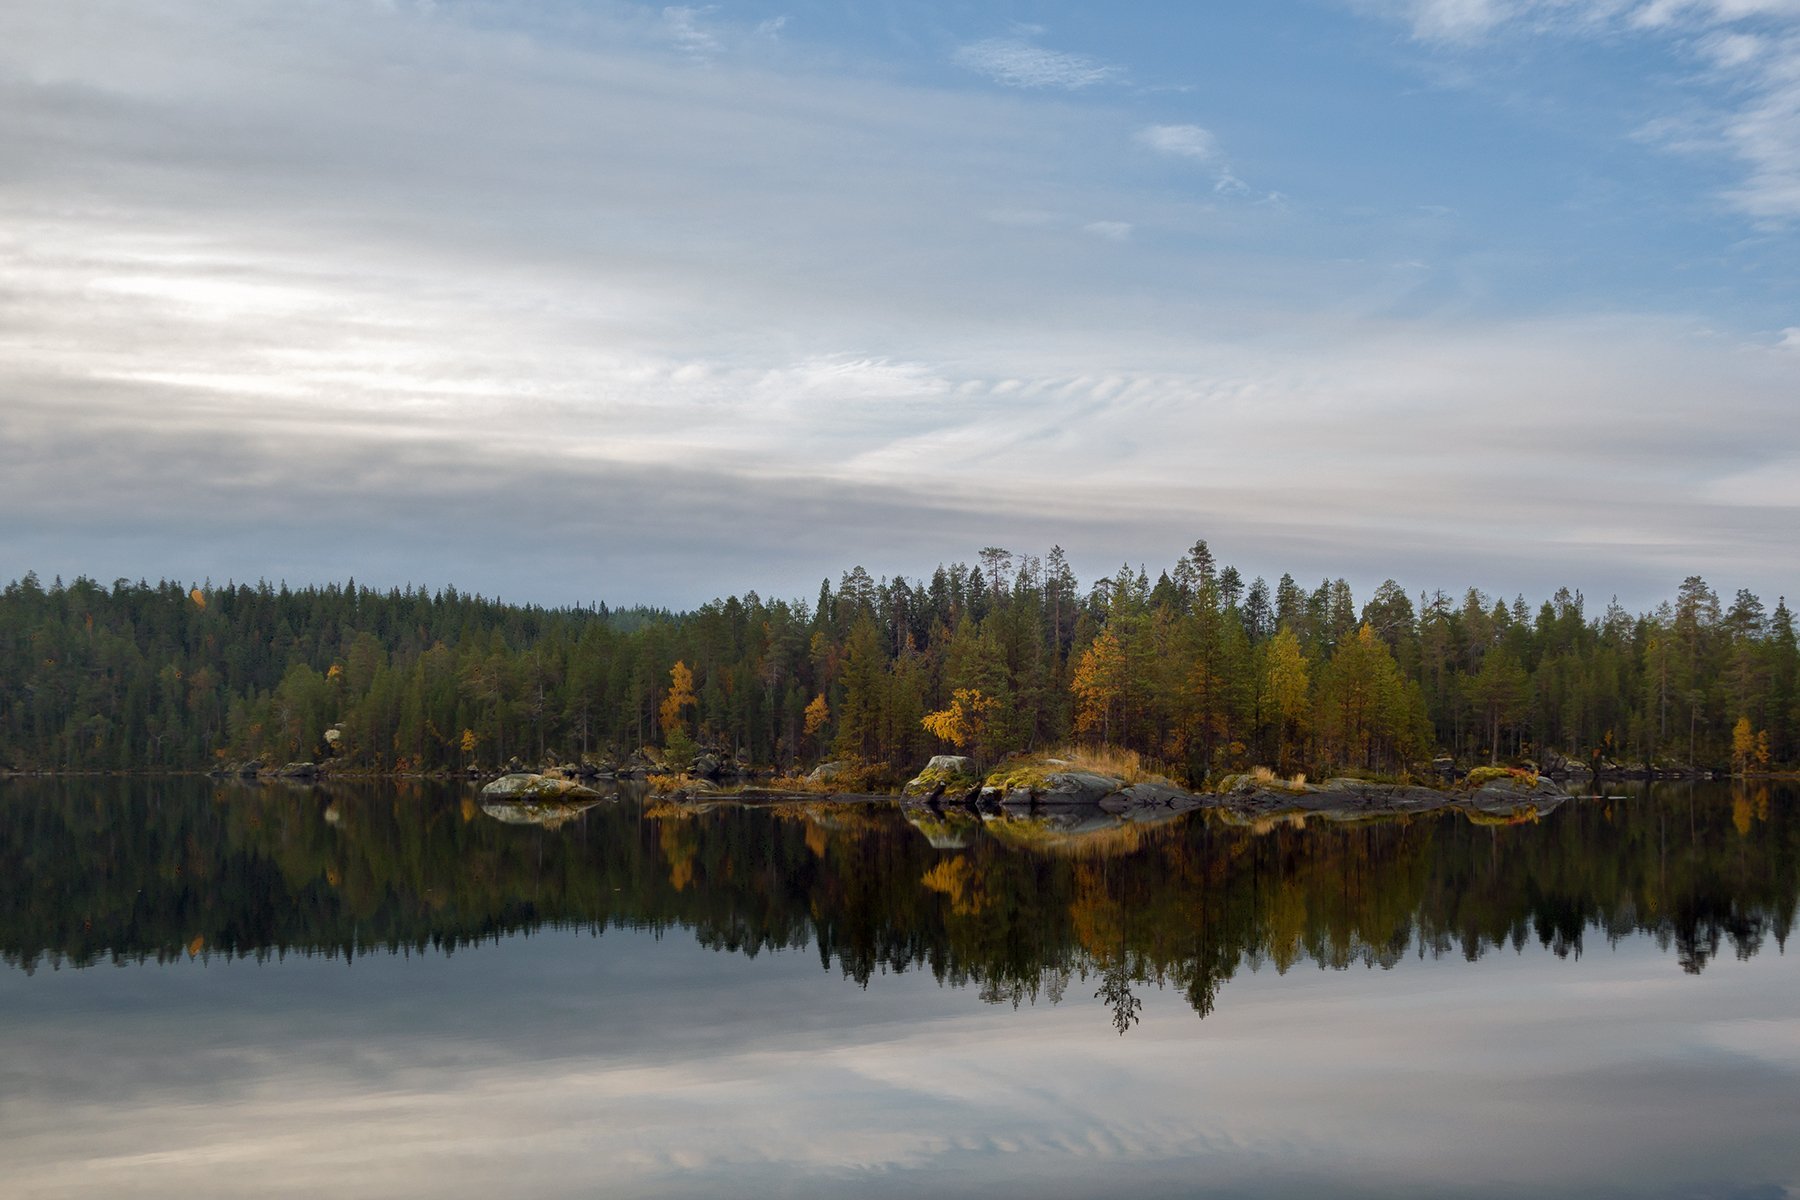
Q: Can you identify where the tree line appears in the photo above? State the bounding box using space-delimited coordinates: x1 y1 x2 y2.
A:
1 543 1795 780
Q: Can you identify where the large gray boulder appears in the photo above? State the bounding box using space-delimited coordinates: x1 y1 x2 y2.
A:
1036 771 1123 806
807 760 848 784
902 755 980 799
481 772 603 800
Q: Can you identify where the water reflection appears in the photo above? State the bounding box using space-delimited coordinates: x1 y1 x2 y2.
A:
3 779 1793 1025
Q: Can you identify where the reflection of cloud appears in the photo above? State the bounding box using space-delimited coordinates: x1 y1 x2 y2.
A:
3 928 1798 1197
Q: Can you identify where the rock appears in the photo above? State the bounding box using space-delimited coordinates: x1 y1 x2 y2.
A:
238 759 263 777
480 772 604 800
1117 781 1191 807
277 761 318 778
690 752 721 779
807 760 848 784
1037 771 1124 806
901 754 979 799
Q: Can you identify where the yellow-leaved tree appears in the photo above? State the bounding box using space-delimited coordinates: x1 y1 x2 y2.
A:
921 688 997 752
661 662 698 764
1732 716 1759 775
803 693 830 756
1264 628 1310 771
1071 628 1127 742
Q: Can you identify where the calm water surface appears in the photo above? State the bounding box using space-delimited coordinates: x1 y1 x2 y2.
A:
2 778 1796 1198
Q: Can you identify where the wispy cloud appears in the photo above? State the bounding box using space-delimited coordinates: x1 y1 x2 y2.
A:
953 37 1119 89
1358 0 1800 221
662 5 722 62
0 0 1794 606
1134 123 1218 161
1134 123 1264 197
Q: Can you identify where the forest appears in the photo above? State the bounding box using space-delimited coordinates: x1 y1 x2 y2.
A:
1 542 1795 783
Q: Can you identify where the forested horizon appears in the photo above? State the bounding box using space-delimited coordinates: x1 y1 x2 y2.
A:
2 542 1796 782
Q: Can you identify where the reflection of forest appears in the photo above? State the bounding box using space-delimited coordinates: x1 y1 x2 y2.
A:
3 780 1793 1027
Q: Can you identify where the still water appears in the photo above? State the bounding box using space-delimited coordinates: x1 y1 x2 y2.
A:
2 778 1796 1198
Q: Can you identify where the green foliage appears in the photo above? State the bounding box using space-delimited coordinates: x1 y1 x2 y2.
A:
0 557 1795 781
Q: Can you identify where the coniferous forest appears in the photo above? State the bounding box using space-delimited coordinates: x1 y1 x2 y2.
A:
2 543 1796 782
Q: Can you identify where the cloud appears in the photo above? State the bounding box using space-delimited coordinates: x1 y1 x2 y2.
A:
0 0 1794 608
952 38 1119 89
1134 123 1218 161
662 5 722 61
1354 0 1800 222
1083 220 1133 241
1394 0 1515 40
1135 123 1261 197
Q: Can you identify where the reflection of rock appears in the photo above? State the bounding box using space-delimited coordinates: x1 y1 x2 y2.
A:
902 805 981 850
480 772 603 800
1205 775 1567 829
981 804 1192 857
478 799 603 829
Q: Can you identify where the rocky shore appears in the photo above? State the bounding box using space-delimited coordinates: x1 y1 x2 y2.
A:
886 754 1567 826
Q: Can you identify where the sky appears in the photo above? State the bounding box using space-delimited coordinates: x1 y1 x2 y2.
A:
2 0 1797 610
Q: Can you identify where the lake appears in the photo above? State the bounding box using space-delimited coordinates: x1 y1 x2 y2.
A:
2 778 1796 1198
